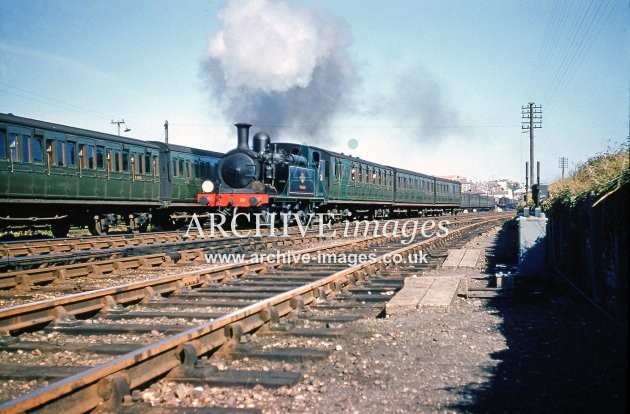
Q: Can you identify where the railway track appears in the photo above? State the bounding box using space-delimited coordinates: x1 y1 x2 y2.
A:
0 213 511 412
0 215 485 300
0 229 331 297
0 231 202 259
1 216 444 272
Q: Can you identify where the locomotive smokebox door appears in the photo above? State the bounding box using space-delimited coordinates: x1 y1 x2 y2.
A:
219 152 257 189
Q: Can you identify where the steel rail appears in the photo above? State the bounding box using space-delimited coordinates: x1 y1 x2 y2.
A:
0 214 509 413
0 231 386 334
0 212 493 259
0 232 201 259
0 232 327 290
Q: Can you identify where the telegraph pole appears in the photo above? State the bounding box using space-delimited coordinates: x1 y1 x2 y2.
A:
558 156 568 179
522 103 542 200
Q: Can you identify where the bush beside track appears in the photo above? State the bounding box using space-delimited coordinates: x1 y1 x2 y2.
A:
545 145 628 331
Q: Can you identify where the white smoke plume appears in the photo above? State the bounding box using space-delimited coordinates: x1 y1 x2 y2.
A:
201 0 356 141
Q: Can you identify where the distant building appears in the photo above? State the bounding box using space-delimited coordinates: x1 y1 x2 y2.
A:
440 175 473 192
438 176 521 197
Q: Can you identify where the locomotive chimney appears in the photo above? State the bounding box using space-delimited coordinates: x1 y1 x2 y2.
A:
235 123 252 150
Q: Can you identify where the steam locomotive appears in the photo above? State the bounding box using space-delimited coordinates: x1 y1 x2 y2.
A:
197 123 494 222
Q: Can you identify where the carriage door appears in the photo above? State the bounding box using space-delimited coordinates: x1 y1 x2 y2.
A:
158 146 172 207
129 145 146 200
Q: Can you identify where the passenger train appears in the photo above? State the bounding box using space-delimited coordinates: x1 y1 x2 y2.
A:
196 123 494 222
0 113 494 237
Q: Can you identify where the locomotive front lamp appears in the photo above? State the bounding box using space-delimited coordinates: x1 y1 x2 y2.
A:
202 180 215 193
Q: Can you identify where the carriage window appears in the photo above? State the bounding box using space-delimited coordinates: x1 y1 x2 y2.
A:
32 136 43 163
351 166 356 181
20 135 30 163
179 159 185 177
114 149 121 171
86 145 95 169
122 150 129 171
313 151 320 164
136 153 144 174
96 146 105 169
153 156 159 177
53 141 63 166
145 153 151 174
186 160 191 178
66 141 76 166
172 159 178 176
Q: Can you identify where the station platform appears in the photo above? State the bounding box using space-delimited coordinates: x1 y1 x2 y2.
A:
386 247 484 315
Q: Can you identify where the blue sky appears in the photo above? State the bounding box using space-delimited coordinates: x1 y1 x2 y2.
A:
1 0 627 184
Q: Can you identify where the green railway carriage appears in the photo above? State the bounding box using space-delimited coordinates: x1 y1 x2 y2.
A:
275 145 461 218
435 177 462 206
392 169 437 206
306 146 395 218
152 142 223 226
0 113 223 236
0 113 162 235
392 168 461 215
461 192 495 211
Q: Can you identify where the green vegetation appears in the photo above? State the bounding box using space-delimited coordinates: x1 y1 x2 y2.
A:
544 144 629 209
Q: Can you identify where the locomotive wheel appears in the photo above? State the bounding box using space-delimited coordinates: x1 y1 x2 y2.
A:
88 221 109 236
295 204 315 225
51 220 70 238
257 207 274 226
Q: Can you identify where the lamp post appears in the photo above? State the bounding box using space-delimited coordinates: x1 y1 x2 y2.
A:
111 119 131 136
